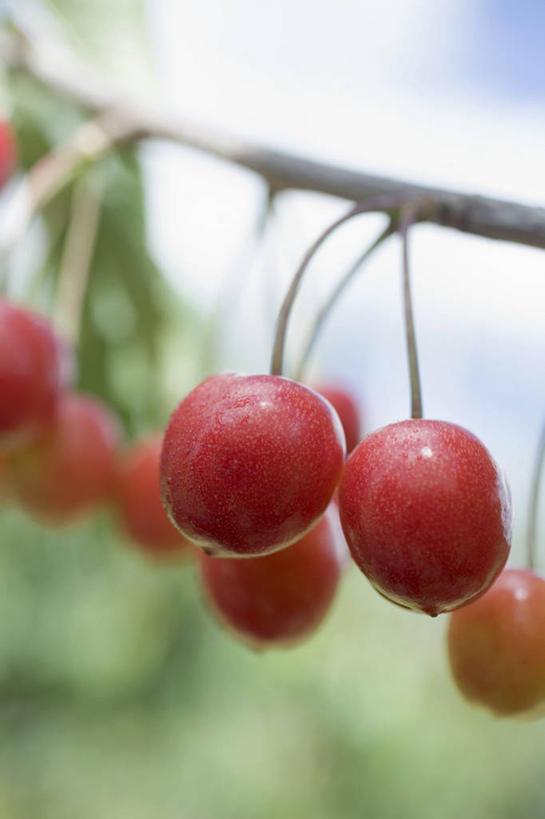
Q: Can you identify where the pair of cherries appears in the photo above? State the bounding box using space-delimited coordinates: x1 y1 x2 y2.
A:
160 372 545 718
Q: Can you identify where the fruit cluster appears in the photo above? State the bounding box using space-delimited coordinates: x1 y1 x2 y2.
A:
1 116 542 720
2 295 543 718
157 369 545 720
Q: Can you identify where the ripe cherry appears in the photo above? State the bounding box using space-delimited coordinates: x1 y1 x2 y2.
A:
0 300 65 448
0 119 16 189
160 373 345 557
10 393 120 524
313 382 361 453
116 434 193 559
199 509 343 649
338 419 511 616
448 569 545 718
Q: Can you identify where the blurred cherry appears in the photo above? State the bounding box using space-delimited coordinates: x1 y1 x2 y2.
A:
10 393 120 524
0 300 65 448
448 569 545 718
116 433 193 560
313 382 361 453
0 119 16 189
199 509 343 649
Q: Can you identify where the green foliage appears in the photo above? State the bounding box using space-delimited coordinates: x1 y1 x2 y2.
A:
8 74 203 436
0 505 543 819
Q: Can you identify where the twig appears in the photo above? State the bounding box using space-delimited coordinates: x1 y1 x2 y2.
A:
52 170 103 347
2 27 545 250
0 110 132 265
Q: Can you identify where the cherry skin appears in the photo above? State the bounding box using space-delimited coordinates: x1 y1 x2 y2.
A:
338 419 511 616
116 434 193 560
160 373 345 557
199 508 343 649
0 300 65 448
0 119 16 189
448 569 545 718
10 393 120 524
313 382 361 453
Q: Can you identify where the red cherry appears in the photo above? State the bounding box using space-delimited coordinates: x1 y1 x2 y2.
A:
0 120 16 189
448 569 545 717
10 393 120 524
160 373 345 557
313 382 361 453
0 300 64 447
199 509 343 648
338 419 511 616
116 434 193 559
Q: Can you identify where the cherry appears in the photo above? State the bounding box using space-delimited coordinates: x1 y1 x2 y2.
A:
0 119 16 189
160 373 345 557
199 508 343 648
313 381 361 453
0 300 65 448
338 419 511 616
448 569 545 717
10 393 120 524
116 434 193 559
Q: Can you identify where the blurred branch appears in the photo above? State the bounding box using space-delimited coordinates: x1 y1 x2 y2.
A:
0 110 131 270
53 170 103 347
2 26 545 250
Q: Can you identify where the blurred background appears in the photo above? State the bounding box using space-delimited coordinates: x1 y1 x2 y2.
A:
1 0 545 816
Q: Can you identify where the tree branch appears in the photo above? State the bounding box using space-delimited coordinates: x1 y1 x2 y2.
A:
2 26 545 250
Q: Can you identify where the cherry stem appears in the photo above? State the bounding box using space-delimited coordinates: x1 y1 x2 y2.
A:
400 203 423 420
527 418 545 571
294 221 394 382
270 195 406 377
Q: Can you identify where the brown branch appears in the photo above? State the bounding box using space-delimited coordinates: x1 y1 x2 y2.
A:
2 27 545 250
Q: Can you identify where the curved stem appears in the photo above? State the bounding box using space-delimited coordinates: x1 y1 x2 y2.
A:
270 195 406 376
527 419 545 571
294 220 394 381
400 204 424 420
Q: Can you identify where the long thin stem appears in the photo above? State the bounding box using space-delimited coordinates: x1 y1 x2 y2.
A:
294 220 394 381
270 196 405 376
400 204 423 419
527 419 545 571
53 171 103 347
